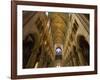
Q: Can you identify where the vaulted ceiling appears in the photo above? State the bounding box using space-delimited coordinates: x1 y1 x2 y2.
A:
49 12 68 45
23 11 89 68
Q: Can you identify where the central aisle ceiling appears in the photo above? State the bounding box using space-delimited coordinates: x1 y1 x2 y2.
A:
48 12 69 48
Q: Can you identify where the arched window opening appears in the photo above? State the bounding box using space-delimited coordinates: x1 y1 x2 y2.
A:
77 35 89 65
56 47 62 55
23 34 35 68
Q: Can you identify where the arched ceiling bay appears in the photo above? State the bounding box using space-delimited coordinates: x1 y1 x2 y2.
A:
48 12 69 46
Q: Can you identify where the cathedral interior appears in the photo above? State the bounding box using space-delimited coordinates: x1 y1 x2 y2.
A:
23 11 90 68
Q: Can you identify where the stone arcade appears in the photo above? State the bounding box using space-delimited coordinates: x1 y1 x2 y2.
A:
23 11 89 68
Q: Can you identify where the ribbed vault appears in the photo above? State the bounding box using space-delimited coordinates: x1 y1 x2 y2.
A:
23 11 89 68
49 12 68 46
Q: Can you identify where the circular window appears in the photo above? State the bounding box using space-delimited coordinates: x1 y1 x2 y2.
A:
56 47 62 55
